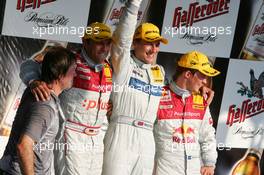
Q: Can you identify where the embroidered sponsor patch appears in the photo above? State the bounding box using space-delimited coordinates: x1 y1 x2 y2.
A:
192 94 204 104
77 66 91 73
160 89 172 101
106 78 112 83
82 99 108 110
151 66 163 83
104 67 111 77
159 104 173 109
172 124 196 143
192 104 205 110
132 69 143 78
79 74 91 80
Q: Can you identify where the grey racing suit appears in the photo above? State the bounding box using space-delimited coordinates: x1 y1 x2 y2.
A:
19 50 112 175
102 0 165 175
154 82 218 175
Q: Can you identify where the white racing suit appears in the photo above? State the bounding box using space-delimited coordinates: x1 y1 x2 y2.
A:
154 82 217 175
19 50 112 175
102 0 164 175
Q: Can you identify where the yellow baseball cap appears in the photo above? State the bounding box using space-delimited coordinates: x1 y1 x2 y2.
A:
134 23 168 44
83 22 112 42
178 51 220 77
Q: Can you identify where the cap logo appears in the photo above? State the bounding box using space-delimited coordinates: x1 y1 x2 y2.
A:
98 28 110 32
145 36 160 41
202 62 211 67
190 60 197 65
145 30 159 34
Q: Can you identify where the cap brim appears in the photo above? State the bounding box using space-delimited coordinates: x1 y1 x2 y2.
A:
200 67 220 77
83 35 112 42
142 37 168 44
92 36 112 42
160 37 168 44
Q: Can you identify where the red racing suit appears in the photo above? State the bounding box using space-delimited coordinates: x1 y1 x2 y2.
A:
59 52 112 175
154 82 217 175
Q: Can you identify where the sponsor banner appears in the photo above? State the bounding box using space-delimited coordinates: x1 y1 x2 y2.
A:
216 59 264 148
104 0 150 31
2 0 91 43
160 0 240 57
0 82 26 156
242 2 264 60
1 82 26 129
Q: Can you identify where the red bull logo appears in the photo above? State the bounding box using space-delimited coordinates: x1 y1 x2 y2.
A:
172 124 196 143
160 89 172 101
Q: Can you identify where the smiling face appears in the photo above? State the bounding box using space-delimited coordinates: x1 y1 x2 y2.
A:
133 39 160 65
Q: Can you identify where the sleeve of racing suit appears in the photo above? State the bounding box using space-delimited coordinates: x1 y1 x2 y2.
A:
19 58 42 86
198 108 218 167
110 0 143 84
